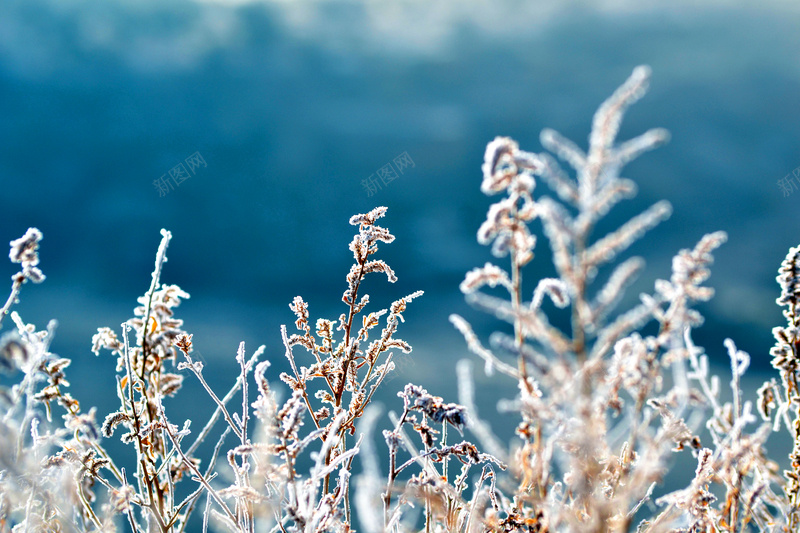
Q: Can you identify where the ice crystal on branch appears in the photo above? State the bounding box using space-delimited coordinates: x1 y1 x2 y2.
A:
760 243 800 529
9 228 43 271
398 383 467 435
776 244 800 315
1 228 45 330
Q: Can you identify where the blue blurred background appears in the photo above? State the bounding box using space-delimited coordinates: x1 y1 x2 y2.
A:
2 0 800 471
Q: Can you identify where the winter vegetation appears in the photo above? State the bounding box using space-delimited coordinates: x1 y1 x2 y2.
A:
1 66 798 532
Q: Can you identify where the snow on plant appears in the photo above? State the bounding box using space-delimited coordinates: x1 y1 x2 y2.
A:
0 66 795 532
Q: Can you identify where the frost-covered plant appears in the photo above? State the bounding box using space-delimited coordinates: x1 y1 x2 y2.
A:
87 207 422 532
2 65 800 533
233 206 423 531
756 245 800 530
0 207 422 532
375 382 505 533
0 229 124 532
445 66 786 532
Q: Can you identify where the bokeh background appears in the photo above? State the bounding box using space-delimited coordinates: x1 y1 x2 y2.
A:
2 0 800 505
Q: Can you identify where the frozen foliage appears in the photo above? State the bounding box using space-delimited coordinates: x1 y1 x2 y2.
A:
0 66 797 532
447 66 786 533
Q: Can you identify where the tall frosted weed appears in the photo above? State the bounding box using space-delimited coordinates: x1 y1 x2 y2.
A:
0 66 794 532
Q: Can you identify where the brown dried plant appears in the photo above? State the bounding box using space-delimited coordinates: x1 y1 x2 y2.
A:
445 66 787 533
1 66 800 533
0 206 422 532
756 244 800 530
251 205 423 531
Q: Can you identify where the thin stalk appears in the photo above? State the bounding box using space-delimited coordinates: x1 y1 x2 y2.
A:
336 255 367 405
0 274 24 329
